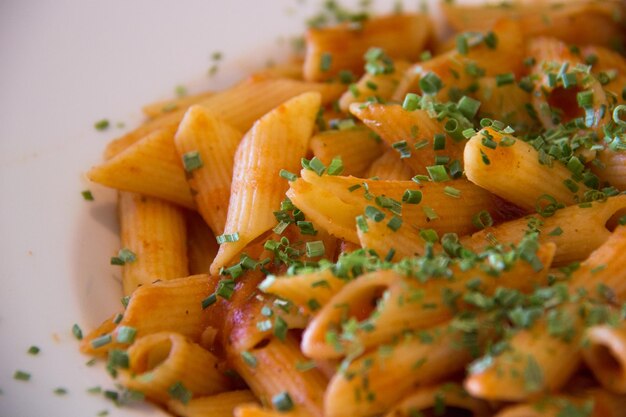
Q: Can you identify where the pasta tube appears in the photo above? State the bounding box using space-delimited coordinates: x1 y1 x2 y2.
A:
185 211 218 275
174 105 243 235
167 390 257 417
88 125 195 208
210 92 321 274
303 14 432 82
118 191 189 295
383 384 491 417
120 332 232 404
365 150 413 181
582 323 626 393
464 127 589 211
142 90 214 119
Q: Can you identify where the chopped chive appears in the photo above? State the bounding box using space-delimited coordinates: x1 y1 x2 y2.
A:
419 72 443 95
112 313 123 324
116 326 137 344
296 361 317 371
456 34 469 55
402 189 422 204
72 324 83 340
241 351 257 367
216 232 240 244
387 216 403 231
444 186 461 198
577 90 594 108
392 140 411 158
91 334 112 349
168 381 192 404
548 226 563 236
87 386 102 394
420 50 432 61
365 80 378 91
414 139 429 150
472 210 493 229
327 156 344 175
14 370 31 381
53 387 68 396
480 149 490 165
308 157 326 176
94 119 110 131
27 346 40 355
348 184 361 192
433 133 446 150
500 136 516 147
81 190 94 201
110 248 136 266
272 391 294 412
348 83 360 97
107 349 129 369
356 215 369 232
484 31 498 48
419 228 439 243
561 72 577 89
320 53 332 72
274 316 288 341
495 73 515 86
613 104 626 125
306 241 325 258
338 70 354 84
422 206 438 220
402 93 420 111
458 96 481 119
279 169 297 181
365 206 385 222
182 151 203 173
307 299 321 311
216 279 236 299
297 221 317 236
426 165 450 182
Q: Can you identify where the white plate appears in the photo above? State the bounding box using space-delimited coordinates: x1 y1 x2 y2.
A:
0 1 448 415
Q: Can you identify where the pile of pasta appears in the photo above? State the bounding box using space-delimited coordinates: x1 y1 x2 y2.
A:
82 1 626 416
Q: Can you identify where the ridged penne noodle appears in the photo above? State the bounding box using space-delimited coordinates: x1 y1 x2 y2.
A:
350 103 466 175
290 170 505 244
461 195 626 266
80 275 218 356
120 332 232 404
527 37 609 130
303 244 554 358
582 323 626 393
338 60 411 112
383 383 492 417
365 149 414 180
174 105 243 235
325 321 486 417
464 127 589 211
303 14 432 82
228 334 327 417
442 0 626 48
260 269 347 315
464 307 584 401
168 390 258 417
465 226 626 401
309 127 383 178
186 212 218 275
210 92 321 274
473 77 537 134
88 125 195 208
104 77 344 159
393 19 524 102
118 191 189 295
142 90 214 119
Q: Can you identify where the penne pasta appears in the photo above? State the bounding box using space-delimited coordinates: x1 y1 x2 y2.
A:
118 191 189 295
309 127 383 178
168 390 258 417
582 323 626 393
350 102 467 175
174 105 243 235
185 211 219 275
88 125 195 208
120 332 232 404
104 77 344 159
303 14 432 82
210 92 321 274
461 195 626 266
464 127 589 211
142 90 214 119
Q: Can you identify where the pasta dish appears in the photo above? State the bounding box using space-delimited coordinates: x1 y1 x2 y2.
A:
80 1 626 416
